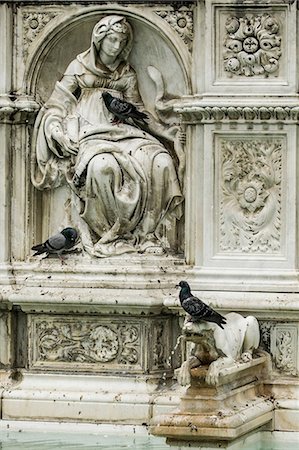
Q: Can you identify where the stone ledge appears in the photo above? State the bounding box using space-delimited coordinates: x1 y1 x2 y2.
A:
1 372 180 425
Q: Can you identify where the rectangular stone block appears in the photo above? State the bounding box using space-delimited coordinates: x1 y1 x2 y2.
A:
28 313 175 374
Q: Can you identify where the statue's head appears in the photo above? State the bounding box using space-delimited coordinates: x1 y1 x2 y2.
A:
92 15 133 62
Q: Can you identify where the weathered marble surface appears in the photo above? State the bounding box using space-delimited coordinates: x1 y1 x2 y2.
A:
0 0 299 433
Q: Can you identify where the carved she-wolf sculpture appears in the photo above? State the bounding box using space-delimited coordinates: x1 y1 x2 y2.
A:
178 312 260 386
31 15 184 257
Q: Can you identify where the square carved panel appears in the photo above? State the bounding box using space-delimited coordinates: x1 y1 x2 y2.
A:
214 134 286 257
211 4 292 89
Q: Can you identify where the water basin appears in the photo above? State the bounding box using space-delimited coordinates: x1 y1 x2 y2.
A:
0 422 298 450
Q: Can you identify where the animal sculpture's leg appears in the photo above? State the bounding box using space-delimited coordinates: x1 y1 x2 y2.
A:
241 316 260 361
178 355 201 386
206 356 235 385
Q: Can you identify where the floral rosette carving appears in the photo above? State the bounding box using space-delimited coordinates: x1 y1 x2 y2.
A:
156 6 193 51
223 14 282 77
220 139 282 253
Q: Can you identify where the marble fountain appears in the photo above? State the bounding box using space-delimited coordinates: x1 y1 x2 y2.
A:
0 0 299 448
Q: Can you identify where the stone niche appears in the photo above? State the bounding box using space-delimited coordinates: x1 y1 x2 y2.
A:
0 0 299 434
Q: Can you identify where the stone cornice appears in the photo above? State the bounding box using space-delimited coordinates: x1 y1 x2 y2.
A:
175 103 299 124
3 95 299 126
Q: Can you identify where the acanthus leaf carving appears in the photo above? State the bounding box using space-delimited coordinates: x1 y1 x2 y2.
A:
219 138 283 254
274 328 297 376
36 320 140 366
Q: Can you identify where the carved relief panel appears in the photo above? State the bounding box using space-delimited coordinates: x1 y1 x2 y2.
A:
207 2 296 93
29 314 174 374
260 321 299 377
19 8 189 260
217 136 284 255
201 127 296 269
271 325 298 377
223 13 282 78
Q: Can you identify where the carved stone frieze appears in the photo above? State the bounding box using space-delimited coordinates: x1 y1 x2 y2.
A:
29 315 174 374
155 6 193 51
218 137 283 254
30 317 141 371
22 11 60 57
271 325 298 376
177 105 299 124
223 13 282 77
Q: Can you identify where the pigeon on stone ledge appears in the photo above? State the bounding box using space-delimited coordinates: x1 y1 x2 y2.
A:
176 280 227 329
102 91 148 127
31 227 78 261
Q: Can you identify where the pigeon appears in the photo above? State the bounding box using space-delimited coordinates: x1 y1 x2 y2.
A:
177 280 227 329
102 91 148 127
31 227 78 261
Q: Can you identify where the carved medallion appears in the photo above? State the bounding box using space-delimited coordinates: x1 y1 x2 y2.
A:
223 14 282 77
218 137 283 253
23 11 60 57
155 6 193 51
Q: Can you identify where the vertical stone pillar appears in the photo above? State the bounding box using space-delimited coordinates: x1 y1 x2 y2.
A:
0 3 14 283
0 3 14 372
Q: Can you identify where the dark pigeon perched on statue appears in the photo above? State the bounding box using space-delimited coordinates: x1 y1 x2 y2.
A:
177 280 227 329
102 91 148 127
32 227 78 261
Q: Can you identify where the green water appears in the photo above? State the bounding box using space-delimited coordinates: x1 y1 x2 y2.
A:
0 427 298 450
0 429 167 450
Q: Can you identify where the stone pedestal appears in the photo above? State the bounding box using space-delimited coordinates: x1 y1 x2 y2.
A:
150 353 274 442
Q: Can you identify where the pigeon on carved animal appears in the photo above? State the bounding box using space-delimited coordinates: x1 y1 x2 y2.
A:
102 91 148 127
177 280 227 329
31 227 78 261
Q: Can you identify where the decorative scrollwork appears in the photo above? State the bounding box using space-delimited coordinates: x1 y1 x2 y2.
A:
219 138 282 253
274 329 297 376
223 14 282 77
36 320 140 366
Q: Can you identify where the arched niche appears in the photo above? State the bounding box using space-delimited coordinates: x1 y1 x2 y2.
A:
26 7 190 253
26 8 191 105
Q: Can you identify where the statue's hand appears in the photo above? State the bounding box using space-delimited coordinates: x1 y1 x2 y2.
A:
51 125 78 156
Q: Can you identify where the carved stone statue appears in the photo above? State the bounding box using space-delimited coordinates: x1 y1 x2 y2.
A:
31 15 184 257
178 312 260 386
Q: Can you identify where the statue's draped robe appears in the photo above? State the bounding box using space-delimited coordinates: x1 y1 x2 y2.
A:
32 49 183 256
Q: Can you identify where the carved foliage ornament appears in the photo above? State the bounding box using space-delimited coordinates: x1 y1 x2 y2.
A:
152 321 169 368
155 6 193 51
23 12 60 57
36 321 140 366
259 321 274 353
224 14 282 77
274 328 297 376
219 138 282 253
